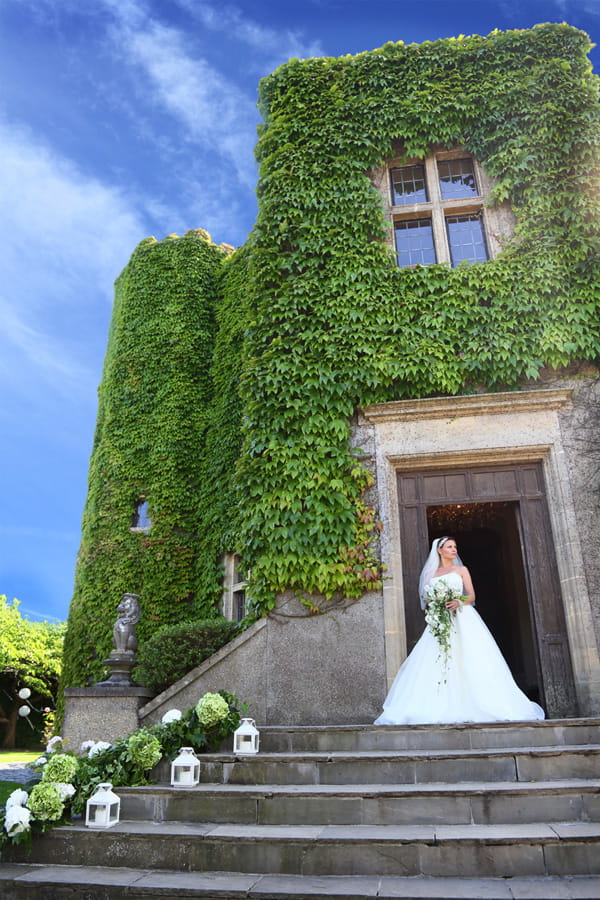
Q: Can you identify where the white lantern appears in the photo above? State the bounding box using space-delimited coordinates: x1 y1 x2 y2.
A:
170 747 200 786
85 782 120 828
18 705 31 717
18 688 31 700
233 717 260 755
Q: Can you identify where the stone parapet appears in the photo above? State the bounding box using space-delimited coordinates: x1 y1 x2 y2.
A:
62 685 154 752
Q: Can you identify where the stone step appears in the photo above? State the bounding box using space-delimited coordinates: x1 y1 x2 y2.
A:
188 744 600 785
119 779 600 826
7 820 600 878
256 719 600 754
2 865 600 900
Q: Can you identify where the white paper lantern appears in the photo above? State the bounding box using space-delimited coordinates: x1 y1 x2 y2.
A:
170 747 200 786
18 705 31 717
85 782 120 828
233 717 260 755
18 688 31 700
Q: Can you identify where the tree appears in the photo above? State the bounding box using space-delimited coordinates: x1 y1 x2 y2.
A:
0 597 65 748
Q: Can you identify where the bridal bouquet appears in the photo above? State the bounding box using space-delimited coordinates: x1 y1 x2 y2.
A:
424 581 466 670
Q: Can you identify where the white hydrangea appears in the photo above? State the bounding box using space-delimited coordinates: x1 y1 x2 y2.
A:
79 740 96 755
88 741 111 758
46 736 63 753
5 788 29 809
4 805 31 836
161 708 182 724
53 783 76 801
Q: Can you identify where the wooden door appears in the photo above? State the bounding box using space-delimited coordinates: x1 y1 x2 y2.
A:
396 463 578 718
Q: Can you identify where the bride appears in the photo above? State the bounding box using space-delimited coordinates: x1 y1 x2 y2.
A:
375 536 545 725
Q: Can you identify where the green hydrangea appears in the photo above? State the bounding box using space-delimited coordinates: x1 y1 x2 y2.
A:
196 692 229 727
41 753 79 784
27 783 65 822
127 730 162 770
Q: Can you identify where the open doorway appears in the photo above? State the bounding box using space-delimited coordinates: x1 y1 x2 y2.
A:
396 461 578 716
426 501 542 704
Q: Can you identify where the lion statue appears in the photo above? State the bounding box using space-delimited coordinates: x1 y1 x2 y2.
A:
112 593 141 653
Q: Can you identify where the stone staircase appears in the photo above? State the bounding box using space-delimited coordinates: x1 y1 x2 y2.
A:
2 719 600 899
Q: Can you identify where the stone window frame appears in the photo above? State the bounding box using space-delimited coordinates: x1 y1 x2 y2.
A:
222 553 247 622
360 389 600 716
372 146 513 267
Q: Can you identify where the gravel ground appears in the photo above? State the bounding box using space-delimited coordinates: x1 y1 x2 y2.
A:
0 762 38 784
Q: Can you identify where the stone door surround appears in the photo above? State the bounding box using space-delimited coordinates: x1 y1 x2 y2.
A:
361 389 600 717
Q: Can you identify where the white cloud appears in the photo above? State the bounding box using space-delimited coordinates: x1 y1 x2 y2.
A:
116 20 259 188
0 298 88 387
0 117 147 396
179 0 324 70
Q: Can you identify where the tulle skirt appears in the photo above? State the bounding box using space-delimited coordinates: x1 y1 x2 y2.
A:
375 605 545 725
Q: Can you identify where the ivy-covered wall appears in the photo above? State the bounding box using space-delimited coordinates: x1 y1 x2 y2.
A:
62 230 238 688
63 24 600 689
238 22 600 611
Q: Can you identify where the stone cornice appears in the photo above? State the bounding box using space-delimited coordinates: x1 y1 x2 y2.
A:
361 388 573 424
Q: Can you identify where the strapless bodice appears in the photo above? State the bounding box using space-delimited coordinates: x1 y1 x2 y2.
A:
428 571 463 591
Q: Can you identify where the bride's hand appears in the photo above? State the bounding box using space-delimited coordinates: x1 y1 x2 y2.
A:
445 600 460 611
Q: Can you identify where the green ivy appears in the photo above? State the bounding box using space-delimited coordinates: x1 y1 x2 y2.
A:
62 230 230 691
63 25 600 687
238 23 600 611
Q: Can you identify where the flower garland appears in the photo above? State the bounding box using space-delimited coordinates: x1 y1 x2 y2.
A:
424 581 468 671
0 690 243 851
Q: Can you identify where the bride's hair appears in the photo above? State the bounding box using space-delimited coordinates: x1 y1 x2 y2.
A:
418 536 462 609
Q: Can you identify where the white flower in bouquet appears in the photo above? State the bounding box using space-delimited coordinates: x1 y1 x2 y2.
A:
4 805 31 836
5 788 29 809
161 708 182 724
424 580 467 670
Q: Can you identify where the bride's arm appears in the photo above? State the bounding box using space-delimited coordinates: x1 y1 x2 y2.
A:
445 566 475 610
460 566 475 605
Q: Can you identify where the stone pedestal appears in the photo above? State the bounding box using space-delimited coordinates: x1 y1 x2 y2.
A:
62 685 154 752
96 650 138 686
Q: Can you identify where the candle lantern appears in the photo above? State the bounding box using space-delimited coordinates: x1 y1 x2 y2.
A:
170 746 200 786
233 717 260 755
85 782 120 828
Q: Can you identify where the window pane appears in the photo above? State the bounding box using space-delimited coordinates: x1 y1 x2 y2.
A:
234 590 246 622
390 165 428 205
446 214 488 266
438 158 478 200
132 500 151 529
395 218 436 267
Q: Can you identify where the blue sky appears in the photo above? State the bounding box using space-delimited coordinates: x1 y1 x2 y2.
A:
1 0 598 624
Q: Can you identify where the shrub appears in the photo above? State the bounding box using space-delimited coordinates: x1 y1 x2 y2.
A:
133 617 240 693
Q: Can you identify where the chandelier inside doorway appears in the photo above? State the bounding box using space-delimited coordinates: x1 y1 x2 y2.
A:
427 500 515 531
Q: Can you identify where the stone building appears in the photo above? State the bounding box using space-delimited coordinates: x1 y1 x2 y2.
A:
63 23 600 728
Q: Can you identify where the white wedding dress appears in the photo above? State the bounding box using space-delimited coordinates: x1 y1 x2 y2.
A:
375 572 545 725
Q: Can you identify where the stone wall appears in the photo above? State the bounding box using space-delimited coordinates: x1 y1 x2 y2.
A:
139 590 386 728
551 369 600 643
